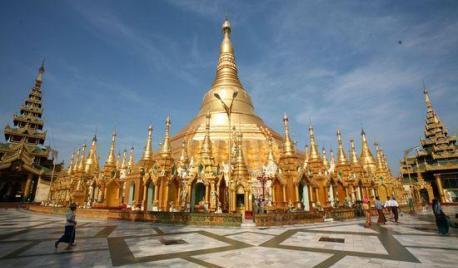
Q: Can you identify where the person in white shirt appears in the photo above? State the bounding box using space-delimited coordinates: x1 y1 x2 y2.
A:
390 196 399 223
55 203 77 250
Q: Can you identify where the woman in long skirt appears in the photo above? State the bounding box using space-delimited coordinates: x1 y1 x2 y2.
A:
432 199 449 235
375 196 386 224
55 203 77 249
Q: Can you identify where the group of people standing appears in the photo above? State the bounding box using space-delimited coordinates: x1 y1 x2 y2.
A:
362 195 399 227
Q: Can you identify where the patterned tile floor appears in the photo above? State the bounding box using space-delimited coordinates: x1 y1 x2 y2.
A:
0 208 456 267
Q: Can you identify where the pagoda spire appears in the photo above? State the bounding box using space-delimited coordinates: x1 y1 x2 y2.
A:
200 113 213 156
302 144 310 169
121 149 127 169
349 139 359 165
160 115 172 157
128 147 135 169
72 148 80 173
359 129 377 173
282 113 296 157
36 59 45 84
142 126 153 161
322 147 329 169
4 62 47 144
422 85 455 155
267 137 276 165
336 129 348 166
212 18 243 89
308 124 321 161
77 144 87 172
85 135 99 174
232 132 249 179
105 131 117 166
329 149 336 173
178 140 189 166
67 150 75 175
116 152 121 169
374 142 384 172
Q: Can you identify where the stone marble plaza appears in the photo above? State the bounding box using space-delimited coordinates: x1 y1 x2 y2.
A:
0 208 457 267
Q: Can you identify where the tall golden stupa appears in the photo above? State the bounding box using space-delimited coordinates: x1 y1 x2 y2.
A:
170 19 283 169
49 19 404 215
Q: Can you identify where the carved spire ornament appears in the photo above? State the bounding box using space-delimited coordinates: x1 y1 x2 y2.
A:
282 113 295 157
142 125 153 161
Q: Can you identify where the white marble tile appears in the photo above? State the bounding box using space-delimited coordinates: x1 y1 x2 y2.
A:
125 258 202 267
331 256 427 268
281 231 388 254
109 228 158 237
225 232 275 245
309 224 378 233
194 247 331 267
394 235 458 249
125 233 228 257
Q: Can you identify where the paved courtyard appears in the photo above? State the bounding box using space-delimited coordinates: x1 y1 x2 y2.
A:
0 208 456 267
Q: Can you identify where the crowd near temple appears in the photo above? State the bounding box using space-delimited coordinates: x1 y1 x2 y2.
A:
1 19 457 216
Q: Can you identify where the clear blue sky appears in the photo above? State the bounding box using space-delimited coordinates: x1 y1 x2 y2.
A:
1 0 457 174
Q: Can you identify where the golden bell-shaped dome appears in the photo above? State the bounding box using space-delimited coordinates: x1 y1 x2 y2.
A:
171 18 283 170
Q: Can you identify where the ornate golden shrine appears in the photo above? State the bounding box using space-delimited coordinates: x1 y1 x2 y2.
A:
49 19 405 213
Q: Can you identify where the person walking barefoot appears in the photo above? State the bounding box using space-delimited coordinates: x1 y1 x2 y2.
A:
55 203 77 250
375 196 386 224
362 196 371 227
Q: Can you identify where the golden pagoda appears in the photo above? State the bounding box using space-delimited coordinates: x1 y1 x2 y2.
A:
49 19 406 212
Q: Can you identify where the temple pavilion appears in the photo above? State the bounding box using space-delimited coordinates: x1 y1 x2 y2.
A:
0 62 62 202
48 19 404 213
400 87 458 204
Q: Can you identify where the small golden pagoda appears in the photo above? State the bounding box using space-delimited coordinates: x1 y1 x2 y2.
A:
50 19 405 212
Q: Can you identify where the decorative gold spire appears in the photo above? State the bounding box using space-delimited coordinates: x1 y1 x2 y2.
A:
302 144 309 168
349 139 359 165
267 136 276 166
160 115 172 156
282 113 295 157
200 113 213 156
374 142 384 171
121 149 127 169
336 129 348 166
128 147 135 169
67 150 75 175
322 147 329 168
85 135 99 174
72 148 80 173
116 152 121 169
329 149 336 172
196 18 256 118
308 124 321 161
105 131 117 166
142 126 153 161
359 129 377 173
178 140 189 165
78 144 87 172
212 18 242 89
232 132 249 179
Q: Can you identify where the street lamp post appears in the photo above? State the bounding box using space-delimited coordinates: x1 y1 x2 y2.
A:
214 90 238 212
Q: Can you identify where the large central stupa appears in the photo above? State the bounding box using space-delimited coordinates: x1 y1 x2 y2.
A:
170 19 283 170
